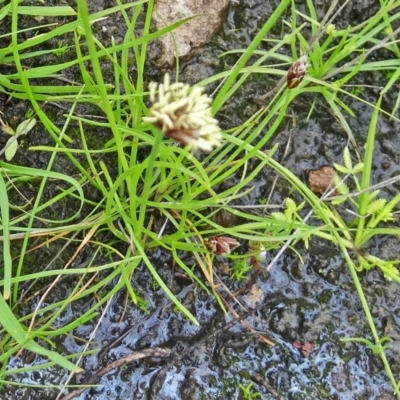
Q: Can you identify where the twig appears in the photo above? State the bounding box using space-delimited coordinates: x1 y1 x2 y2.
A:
151 299 274 396
59 348 171 400
253 373 285 400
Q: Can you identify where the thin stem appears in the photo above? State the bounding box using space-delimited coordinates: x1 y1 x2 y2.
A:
137 130 163 240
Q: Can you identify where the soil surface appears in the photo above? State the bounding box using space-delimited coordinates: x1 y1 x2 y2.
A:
1 0 400 399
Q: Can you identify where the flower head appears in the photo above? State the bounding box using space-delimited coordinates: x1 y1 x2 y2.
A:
143 74 222 152
287 55 308 89
204 236 240 255
326 24 336 36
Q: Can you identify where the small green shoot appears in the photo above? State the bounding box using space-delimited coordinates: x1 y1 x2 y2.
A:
231 259 252 281
0 117 36 161
239 382 261 399
341 336 393 354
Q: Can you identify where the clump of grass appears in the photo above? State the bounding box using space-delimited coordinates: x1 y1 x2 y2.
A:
0 0 400 397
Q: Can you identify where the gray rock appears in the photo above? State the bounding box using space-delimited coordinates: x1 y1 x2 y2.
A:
153 0 230 65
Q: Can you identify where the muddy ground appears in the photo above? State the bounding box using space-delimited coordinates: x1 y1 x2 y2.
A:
1 0 400 399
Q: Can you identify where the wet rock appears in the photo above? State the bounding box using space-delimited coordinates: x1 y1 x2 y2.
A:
379 237 400 261
153 0 230 65
382 138 400 163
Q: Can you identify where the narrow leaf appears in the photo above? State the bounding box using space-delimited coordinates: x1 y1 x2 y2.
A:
0 173 12 299
0 294 82 372
333 163 350 174
16 6 77 16
343 147 352 171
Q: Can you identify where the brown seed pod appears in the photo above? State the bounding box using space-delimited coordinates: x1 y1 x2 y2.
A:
204 236 240 255
287 55 307 89
165 128 197 145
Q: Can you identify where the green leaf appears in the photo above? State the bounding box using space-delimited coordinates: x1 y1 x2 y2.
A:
0 3 11 22
331 197 346 205
367 198 387 215
334 163 350 174
1 124 15 136
343 147 352 171
333 174 349 195
285 198 297 219
16 118 36 136
16 6 77 16
5 137 18 161
297 201 305 212
381 214 395 223
271 212 287 221
353 162 364 173
0 293 82 372
0 173 11 299
367 190 380 202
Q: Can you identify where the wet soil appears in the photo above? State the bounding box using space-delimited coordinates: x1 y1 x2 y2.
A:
1 0 400 399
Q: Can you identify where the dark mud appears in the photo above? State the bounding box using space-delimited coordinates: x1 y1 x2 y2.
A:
1 0 400 399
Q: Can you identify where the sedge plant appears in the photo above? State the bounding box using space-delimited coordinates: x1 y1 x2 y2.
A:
0 0 400 397
0 0 294 385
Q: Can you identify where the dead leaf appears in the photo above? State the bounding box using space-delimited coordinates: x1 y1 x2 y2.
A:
293 341 315 357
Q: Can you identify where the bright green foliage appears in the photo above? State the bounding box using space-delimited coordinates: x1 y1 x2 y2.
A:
1 117 36 161
1 0 400 396
231 259 252 281
239 382 261 399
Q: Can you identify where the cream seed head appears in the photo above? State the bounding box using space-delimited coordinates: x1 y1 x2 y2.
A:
143 74 223 152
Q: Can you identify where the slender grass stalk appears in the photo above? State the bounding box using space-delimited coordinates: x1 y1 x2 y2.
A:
0 174 12 299
137 129 163 240
354 96 382 247
213 0 291 111
76 0 130 177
